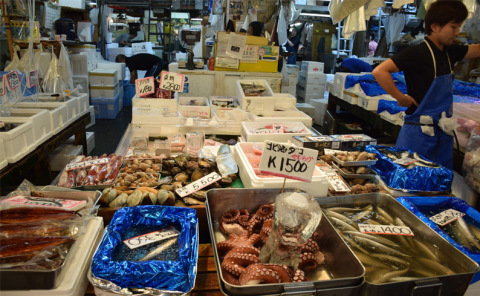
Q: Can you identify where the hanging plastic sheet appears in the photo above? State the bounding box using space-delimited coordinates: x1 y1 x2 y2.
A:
377 99 407 114
364 145 453 192
342 5 366 39
383 13 406 50
329 0 369 24
90 206 198 294
364 0 385 20
396 196 480 283
57 43 74 90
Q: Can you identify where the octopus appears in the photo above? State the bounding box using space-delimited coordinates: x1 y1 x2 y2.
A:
238 263 308 285
216 232 263 258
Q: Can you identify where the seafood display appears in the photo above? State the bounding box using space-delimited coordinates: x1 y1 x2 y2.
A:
333 151 377 162
115 172 161 187
216 203 325 285
377 148 440 169
336 165 374 176
240 82 267 97
249 124 308 135
323 204 461 284
122 155 162 173
346 179 387 195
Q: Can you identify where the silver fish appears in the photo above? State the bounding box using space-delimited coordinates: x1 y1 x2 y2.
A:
329 216 359 232
393 217 416 250
343 231 399 247
374 253 410 267
369 268 409 284
352 236 410 257
376 206 394 224
352 205 374 221
454 217 480 251
339 233 370 255
412 239 438 261
324 209 357 225
139 237 178 261
388 276 423 282
415 258 454 276
355 252 389 268
468 223 480 240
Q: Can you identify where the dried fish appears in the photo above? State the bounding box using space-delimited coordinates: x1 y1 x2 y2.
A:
139 238 178 261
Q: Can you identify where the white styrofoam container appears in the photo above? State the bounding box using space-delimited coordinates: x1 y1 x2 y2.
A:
0 119 36 163
97 62 126 81
236 79 275 112
310 98 329 126
132 109 183 125
2 217 104 296
58 0 85 9
334 72 350 89
49 144 83 171
0 108 53 146
14 102 69 134
0 139 7 170
86 105 95 129
77 93 89 114
380 110 405 126
212 109 243 134
297 80 326 96
178 97 211 118
73 76 89 96
66 131 95 155
281 84 296 97
299 70 327 85
241 121 312 142
326 81 334 94
132 97 178 113
273 93 297 111
234 142 329 197
70 53 96 76
89 69 118 86
249 110 313 127
296 87 323 104
301 61 324 73
296 103 315 119
357 95 380 111
132 42 154 55
343 92 358 105
90 83 119 99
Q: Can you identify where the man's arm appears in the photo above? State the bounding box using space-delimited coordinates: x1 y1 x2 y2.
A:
372 59 418 108
464 44 480 60
130 70 138 84
119 38 131 47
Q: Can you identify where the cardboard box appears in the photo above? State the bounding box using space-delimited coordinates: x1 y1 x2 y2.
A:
301 61 324 73
330 134 377 150
89 69 118 86
292 135 341 159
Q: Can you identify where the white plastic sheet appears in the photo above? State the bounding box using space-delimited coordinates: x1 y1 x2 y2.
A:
329 0 369 24
57 43 73 90
383 13 407 51
392 0 414 9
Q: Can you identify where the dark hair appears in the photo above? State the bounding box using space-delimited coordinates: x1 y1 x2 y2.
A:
226 20 235 32
115 54 126 63
248 21 264 36
239 28 247 33
425 0 468 35
370 33 375 39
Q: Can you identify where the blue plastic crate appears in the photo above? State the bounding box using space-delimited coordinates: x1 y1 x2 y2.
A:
91 95 120 119
123 81 134 107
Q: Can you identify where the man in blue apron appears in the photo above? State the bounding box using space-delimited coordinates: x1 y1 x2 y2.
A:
372 0 480 170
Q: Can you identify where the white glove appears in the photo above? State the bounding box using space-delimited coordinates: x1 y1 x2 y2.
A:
438 111 459 137
420 115 435 137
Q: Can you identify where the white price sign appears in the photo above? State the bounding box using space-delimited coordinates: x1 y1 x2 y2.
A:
359 224 414 236
175 172 222 197
135 77 155 98
259 140 319 183
27 70 39 88
159 71 185 93
430 209 466 226
5 71 20 90
123 227 179 250
0 76 4 96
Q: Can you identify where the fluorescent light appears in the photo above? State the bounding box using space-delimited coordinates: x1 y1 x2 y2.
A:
300 13 331 17
191 18 203 21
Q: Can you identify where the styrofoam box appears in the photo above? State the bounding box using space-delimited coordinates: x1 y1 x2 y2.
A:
107 47 133 62
86 105 95 129
178 97 211 119
132 97 178 113
296 87 323 104
58 0 85 9
25 95 81 124
0 139 7 170
70 53 96 76
286 64 300 76
73 76 89 96
49 144 83 171
301 61 324 73
358 93 396 111
132 109 183 125
0 119 36 163
0 108 53 145
241 121 313 142
77 93 89 114
3 217 104 296
299 70 327 85
281 84 296 97
273 93 297 111
97 62 126 81
334 72 351 89
297 80 326 96
14 102 69 134
66 44 96 54
296 103 315 119
249 110 313 127
234 142 329 196
90 83 119 98
326 81 334 93
310 98 329 126
212 109 243 134
66 131 95 156
89 69 118 86
343 92 358 105
132 42 154 55
91 96 120 119
236 79 275 112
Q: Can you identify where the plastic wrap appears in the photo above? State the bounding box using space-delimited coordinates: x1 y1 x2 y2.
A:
453 95 480 104
57 43 74 90
377 99 407 114
91 205 198 293
396 196 480 282
453 79 480 97
365 145 453 192
463 127 480 194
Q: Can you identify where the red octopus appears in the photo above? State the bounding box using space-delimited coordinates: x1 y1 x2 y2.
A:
216 232 263 258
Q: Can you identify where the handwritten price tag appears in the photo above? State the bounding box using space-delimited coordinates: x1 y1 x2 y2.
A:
259 140 319 182
359 224 414 236
27 70 39 88
159 71 185 92
430 209 466 226
135 77 155 97
175 172 222 198
5 71 20 90
0 76 4 96
123 227 179 250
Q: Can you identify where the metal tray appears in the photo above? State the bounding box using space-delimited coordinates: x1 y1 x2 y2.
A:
315 193 479 296
206 188 365 296
332 162 377 179
373 175 451 197
331 154 377 167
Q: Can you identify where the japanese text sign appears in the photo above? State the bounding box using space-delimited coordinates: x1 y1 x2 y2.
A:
159 71 185 93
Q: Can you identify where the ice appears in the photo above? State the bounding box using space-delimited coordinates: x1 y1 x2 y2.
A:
259 191 322 269
216 144 238 176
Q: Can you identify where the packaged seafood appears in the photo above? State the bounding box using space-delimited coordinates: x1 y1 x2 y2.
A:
241 121 313 142
397 196 480 283
206 188 365 296
317 193 479 296
89 205 198 295
330 134 377 150
292 135 341 159
236 80 275 112
365 145 453 192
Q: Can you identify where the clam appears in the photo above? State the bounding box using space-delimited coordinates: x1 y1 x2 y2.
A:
210 181 222 188
139 163 150 171
198 159 211 168
156 190 169 205
183 197 205 206
174 155 188 168
228 173 238 182
174 172 189 183
172 182 183 190
170 166 183 175
158 176 173 185
175 199 186 207
161 184 174 191
142 192 157 205
164 191 176 206
186 161 199 172
218 176 233 187
191 168 206 182
160 170 172 176
191 190 206 201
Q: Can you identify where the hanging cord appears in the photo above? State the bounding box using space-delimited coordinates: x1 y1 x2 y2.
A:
453 130 460 156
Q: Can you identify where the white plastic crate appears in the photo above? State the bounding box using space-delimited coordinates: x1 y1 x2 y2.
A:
0 108 53 146
249 110 313 127
273 93 297 111
234 142 329 196
89 69 118 86
296 103 315 119
298 70 327 85
90 83 120 99
241 121 312 142
77 93 89 114
236 79 275 112
0 139 7 170
14 102 69 134
132 97 178 113
97 61 126 81
30 95 80 124
300 61 324 73
178 97 211 118
0 119 36 163
310 98 328 126
297 80 326 96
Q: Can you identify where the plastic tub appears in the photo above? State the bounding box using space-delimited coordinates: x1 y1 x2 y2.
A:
249 109 313 127
0 119 36 163
236 79 275 112
241 121 313 142
14 102 69 134
0 138 7 170
0 108 53 146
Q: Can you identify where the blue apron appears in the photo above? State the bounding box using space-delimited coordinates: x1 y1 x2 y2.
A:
395 40 454 169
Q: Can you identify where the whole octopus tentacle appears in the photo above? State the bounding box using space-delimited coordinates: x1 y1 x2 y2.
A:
255 204 275 221
221 266 239 285
298 252 319 271
293 269 308 282
300 238 320 253
247 216 264 235
220 221 247 236
237 215 252 228
239 263 293 286
222 252 261 276
221 209 240 223
260 218 273 237
216 232 261 258
239 208 250 216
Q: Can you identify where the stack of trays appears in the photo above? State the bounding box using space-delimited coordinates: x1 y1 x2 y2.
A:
14 102 69 134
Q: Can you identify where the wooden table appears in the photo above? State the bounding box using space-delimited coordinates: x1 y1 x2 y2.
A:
85 244 223 296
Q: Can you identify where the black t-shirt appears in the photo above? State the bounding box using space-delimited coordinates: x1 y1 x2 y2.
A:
391 38 468 114
125 54 163 71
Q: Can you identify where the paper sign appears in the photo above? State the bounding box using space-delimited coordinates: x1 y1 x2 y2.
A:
241 45 258 63
259 140 319 182
359 224 414 236
65 157 109 171
0 76 4 96
430 209 466 226
175 172 222 197
135 77 155 97
5 71 20 90
3 195 86 211
123 227 179 250
159 71 185 93
226 33 247 59
27 70 39 88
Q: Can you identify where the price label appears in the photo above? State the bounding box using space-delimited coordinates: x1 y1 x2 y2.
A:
175 172 222 197
65 157 109 171
5 71 20 90
159 71 185 93
0 76 4 96
27 70 39 88
135 77 155 98
430 209 466 226
123 227 179 250
259 140 318 182
251 128 283 134
394 157 417 167
359 224 414 236
327 175 351 192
